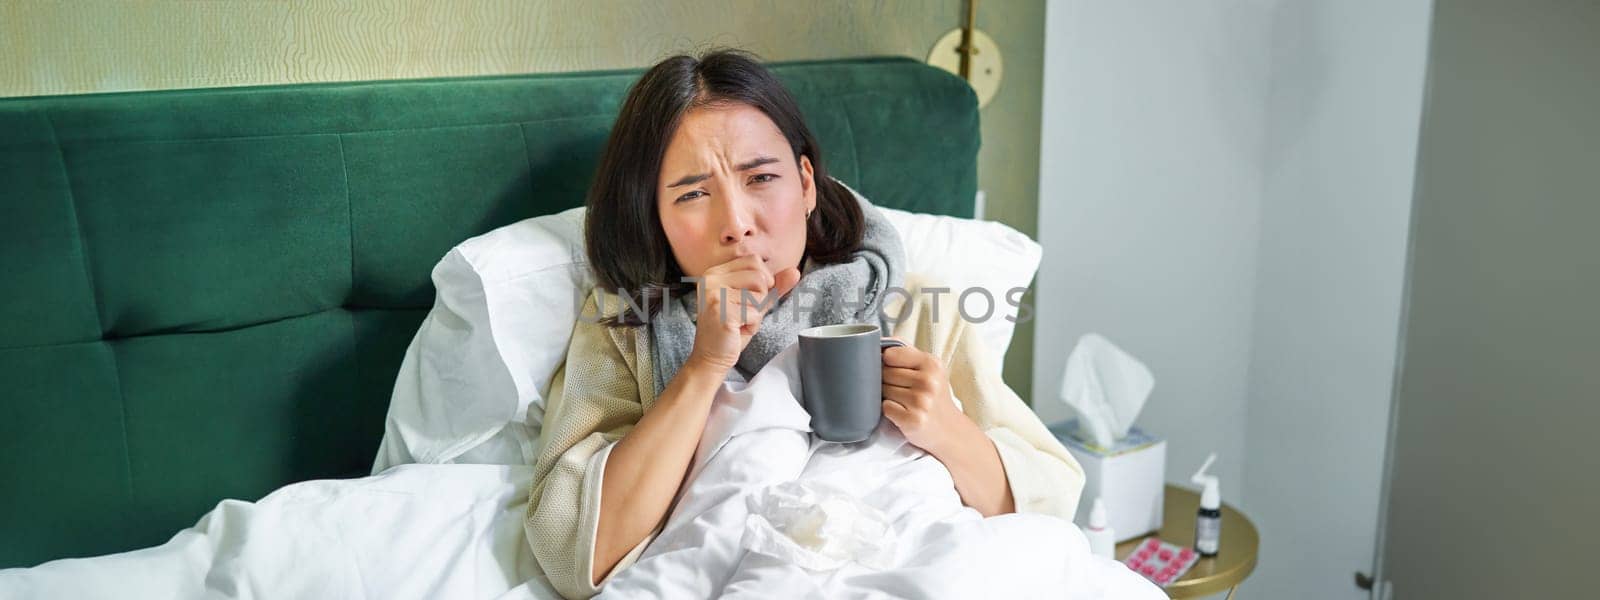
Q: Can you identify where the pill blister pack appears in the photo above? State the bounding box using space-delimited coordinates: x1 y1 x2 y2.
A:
1121 537 1199 587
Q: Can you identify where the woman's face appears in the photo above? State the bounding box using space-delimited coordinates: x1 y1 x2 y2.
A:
656 103 816 278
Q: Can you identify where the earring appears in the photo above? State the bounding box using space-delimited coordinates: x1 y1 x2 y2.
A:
806 209 814 219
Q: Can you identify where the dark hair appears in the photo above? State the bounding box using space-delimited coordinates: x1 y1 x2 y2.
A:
584 48 865 327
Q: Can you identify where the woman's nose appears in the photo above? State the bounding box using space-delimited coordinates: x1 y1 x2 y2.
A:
717 195 756 244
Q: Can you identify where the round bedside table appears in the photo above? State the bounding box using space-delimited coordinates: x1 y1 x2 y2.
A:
1114 485 1258 599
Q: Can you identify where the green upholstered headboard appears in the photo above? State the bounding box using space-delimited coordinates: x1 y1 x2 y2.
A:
0 56 978 568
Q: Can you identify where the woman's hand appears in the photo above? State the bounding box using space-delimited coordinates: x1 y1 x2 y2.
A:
881 343 977 455
686 254 801 373
882 342 1017 516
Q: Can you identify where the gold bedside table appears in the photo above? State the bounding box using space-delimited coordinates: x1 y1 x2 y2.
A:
1115 485 1259 599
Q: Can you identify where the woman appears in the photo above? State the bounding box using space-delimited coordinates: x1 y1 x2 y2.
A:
524 49 1084 599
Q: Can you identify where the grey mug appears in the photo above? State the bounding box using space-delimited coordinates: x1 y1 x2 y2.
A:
797 323 905 443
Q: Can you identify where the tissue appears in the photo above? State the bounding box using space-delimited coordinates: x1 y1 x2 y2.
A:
741 480 896 571
1058 333 1154 448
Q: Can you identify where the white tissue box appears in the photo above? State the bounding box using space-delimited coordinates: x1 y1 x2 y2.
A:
1049 420 1165 543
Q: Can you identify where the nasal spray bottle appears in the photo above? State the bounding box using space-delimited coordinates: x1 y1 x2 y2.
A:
1191 453 1222 556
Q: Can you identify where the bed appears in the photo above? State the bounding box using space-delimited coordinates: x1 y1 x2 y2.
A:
0 57 977 570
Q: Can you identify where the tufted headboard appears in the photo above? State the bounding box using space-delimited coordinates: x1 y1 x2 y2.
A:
0 56 979 567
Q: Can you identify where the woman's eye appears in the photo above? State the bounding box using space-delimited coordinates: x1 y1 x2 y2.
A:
749 173 778 185
676 190 705 203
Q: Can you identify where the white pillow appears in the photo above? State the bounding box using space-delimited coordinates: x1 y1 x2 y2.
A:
878 207 1043 367
371 207 591 473
372 204 1042 471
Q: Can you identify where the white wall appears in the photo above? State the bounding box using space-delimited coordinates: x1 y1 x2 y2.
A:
1037 1 1430 597
1035 0 1274 505
1241 1 1431 597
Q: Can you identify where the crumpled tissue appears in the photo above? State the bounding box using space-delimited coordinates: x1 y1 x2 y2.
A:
741 480 897 571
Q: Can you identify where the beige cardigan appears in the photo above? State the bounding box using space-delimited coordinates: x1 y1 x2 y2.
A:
523 276 1085 599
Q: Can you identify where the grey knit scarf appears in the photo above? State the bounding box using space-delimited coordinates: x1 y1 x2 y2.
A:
649 184 905 395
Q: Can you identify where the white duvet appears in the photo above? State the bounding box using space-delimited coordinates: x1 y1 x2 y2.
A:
0 347 1160 600
592 346 1160 599
0 464 561 600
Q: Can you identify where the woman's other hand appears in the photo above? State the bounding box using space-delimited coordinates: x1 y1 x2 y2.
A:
687 254 801 372
881 343 974 455
882 342 1016 516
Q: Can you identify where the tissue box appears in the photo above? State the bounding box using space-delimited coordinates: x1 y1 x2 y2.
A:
1050 419 1165 543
